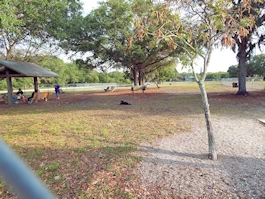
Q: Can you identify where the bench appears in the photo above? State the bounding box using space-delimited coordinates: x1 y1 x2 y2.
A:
104 86 115 92
1 94 19 104
29 92 50 104
1 94 8 104
131 85 147 94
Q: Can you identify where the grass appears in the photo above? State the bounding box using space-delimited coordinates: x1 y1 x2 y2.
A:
0 81 264 198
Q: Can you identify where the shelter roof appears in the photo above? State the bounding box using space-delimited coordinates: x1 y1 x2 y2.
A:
0 60 59 78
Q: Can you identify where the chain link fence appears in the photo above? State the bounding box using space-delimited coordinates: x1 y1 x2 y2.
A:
221 77 265 90
0 83 133 94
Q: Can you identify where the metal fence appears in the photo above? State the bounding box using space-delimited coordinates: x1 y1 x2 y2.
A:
39 83 132 93
0 83 133 94
1 80 264 94
221 78 265 90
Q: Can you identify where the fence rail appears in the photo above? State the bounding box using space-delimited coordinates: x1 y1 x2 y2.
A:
0 83 133 94
1 80 264 94
221 78 265 90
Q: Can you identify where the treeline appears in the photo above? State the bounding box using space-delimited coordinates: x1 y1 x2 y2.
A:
228 54 265 78
1 53 244 91
1 0 264 93
4 52 264 91
0 56 132 90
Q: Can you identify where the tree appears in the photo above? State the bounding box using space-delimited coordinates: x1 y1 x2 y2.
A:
206 72 229 80
38 56 82 84
108 71 132 83
59 0 181 86
136 0 246 160
227 65 239 78
228 54 265 77
146 60 179 83
224 0 265 95
85 71 100 83
0 0 82 60
247 53 265 77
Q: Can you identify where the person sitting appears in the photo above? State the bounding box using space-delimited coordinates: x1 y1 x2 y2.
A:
16 88 23 96
27 89 38 104
16 88 27 102
2 93 19 104
13 96 18 104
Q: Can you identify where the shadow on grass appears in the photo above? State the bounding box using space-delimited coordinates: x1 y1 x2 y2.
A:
1 144 139 198
3 90 263 117
139 145 265 198
0 92 206 117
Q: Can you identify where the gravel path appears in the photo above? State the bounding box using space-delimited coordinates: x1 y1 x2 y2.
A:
139 116 265 198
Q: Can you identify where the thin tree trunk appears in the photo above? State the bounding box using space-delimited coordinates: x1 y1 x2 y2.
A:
138 70 141 86
140 72 145 85
131 68 138 86
155 81 160 89
138 68 144 86
6 45 14 60
198 81 217 160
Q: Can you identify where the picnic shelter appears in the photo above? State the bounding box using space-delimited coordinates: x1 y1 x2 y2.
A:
0 60 59 105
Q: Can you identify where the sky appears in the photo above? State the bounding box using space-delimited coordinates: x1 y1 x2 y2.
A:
81 0 101 15
79 0 240 73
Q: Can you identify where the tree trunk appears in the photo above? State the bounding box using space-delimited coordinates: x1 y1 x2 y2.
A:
237 40 248 95
6 44 15 60
139 70 145 86
142 72 146 85
131 68 138 86
138 68 144 86
198 81 217 160
138 69 141 86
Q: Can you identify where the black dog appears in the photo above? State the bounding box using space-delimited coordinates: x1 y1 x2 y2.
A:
120 100 131 105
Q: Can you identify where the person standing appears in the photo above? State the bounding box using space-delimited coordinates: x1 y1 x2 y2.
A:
54 83 60 99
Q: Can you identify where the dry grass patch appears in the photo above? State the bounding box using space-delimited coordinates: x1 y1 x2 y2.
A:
0 82 264 198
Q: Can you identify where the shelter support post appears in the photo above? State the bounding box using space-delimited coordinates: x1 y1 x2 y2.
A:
33 77 38 91
6 70 13 105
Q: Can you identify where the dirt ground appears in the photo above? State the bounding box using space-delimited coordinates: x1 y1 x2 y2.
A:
1 85 265 108
0 86 265 198
133 88 265 198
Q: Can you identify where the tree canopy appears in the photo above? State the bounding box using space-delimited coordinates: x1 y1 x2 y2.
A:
224 0 265 95
0 0 82 60
58 0 183 86
228 53 265 77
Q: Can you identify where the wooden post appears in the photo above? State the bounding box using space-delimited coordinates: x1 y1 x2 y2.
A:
6 70 13 105
33 77 38 91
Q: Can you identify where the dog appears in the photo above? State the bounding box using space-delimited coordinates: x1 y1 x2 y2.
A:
120 100 131 105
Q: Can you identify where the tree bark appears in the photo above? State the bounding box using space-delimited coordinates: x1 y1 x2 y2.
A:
198 81 217 160
138 69 141 86
237 39 248 95
138 68 145 86
6 43 15 60
131 67 138 86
